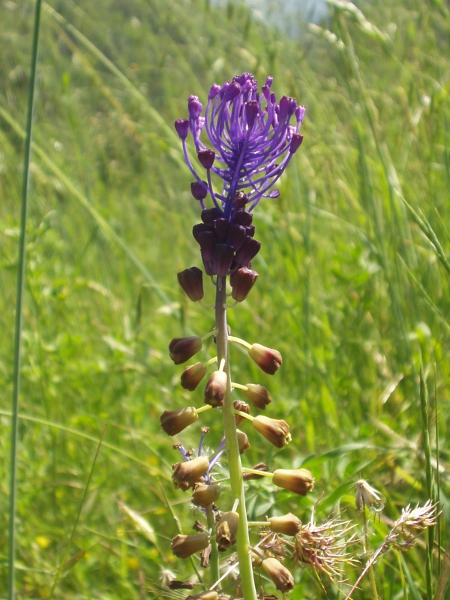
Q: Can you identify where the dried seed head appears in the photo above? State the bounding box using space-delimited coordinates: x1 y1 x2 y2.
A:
248 343 282 375
204 370 227 407
172 456 210 491
216 511 239 552
243 384 272 410
171 533 209 558
252 415 291 448
177 267 204 301
181 362 207 391
160 407 198 436
236 429 250 454
268 513 302 536
192 483 222 508
169 337 202 364
262 557 294 593
272 468 314 496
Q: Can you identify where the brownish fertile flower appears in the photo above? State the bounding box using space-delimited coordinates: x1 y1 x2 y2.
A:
171 533 209 558
262 558 294 593
169 337 202 364
160 407 198 436
204 370 227 407
248 343 282 375
252 415 291 448
185 593 219 600
181 362 207 391
192 483 222 508
233 399 250 425
230 267 259 301
273 468 314 496
268 513 302 536
243 383 272 409
177 267 204 301
236 429 250 454
172 456 210 491
216 511 239 552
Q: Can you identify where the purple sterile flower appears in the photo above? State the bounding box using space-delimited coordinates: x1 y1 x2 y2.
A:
175 73 305 220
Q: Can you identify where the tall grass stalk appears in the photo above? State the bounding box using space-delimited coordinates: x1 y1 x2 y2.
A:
8 1 42 598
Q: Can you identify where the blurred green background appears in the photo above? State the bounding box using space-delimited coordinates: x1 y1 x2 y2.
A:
0 0 449 597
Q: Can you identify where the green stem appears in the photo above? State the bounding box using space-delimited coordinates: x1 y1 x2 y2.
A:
8 2 42 599
215 277 257 600
206 505 220 585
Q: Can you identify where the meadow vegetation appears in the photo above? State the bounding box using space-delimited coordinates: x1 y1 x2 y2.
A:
0 0 449 598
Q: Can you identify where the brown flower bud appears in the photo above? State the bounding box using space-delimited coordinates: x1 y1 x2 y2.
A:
268 513 302 535
243 462 270 480
181 362 207 391
216 511 239 552
168 580 195 590
272 468 314 496
248 343 282 375
230 267 259 301
169 337 202 364
233 399 250 425
204 370 227 407
262 558 294 593
252 415 291 448
160 407 198 436
186 593 219 600
242 384 272 410
172 456 210 491
177 267 204 301
236 429 250 454
171 532 209 558
192 483 222 508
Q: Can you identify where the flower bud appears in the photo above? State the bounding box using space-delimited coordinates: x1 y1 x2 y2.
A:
248 344 282 375
242 383 271 410
204 370 227 407
230 267 259 302
172 456 210 491
252 415 291 448
233 399 250 425
272 468 314 496
192 482 222 508
160 407 198 436
233 210 253 226
198 149 215 169
268 513 302 536
181 362 207 391
171 532 209 558
235 236 261 267
236 429 250 454
169 337 202 364
213 244 234 276
191 181 208 201
262 558 294 593
216 511 239 552
242 462 270 480
177 267 204 301
174 119 189 140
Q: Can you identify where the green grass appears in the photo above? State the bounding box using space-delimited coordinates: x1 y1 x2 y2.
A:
0 0 449 598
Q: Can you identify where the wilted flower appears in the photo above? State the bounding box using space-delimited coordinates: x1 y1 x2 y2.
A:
160 407 198 436
172 456 210 491
272 468 314 495
216 511 240 552
169 337 202 364
248 343 282 375
171 533 210 558
185 593 219 600
242 462 270 480
192 482 222 508
233 399 250 425
262 557 294 593
252 415 291 448
236 429 250 454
